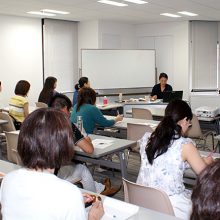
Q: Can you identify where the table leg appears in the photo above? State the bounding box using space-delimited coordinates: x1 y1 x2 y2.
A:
117 151 127 179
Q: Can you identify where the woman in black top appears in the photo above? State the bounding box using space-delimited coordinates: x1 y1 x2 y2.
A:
150 72 172 100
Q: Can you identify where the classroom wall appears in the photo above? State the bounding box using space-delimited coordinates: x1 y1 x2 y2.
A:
43 19 78 92
0 15 43 107
136 21 190 99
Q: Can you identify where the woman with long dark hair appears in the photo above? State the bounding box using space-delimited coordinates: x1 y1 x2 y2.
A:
38 76 58 105
137 100 213 220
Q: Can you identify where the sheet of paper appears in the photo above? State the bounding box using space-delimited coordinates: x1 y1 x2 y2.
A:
92 139 114 149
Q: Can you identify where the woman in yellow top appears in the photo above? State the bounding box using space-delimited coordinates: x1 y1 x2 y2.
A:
9 80 30 126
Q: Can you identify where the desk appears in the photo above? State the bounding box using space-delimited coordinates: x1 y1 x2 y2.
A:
8 131 135 179
74 134 136 178
95 116 159 139
97 103 124 116
0 159 20 174
81 189 180 220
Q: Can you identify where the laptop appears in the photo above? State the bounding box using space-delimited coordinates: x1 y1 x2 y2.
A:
163 91 183 103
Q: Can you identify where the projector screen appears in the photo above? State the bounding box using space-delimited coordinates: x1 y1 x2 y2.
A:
81 49 156 89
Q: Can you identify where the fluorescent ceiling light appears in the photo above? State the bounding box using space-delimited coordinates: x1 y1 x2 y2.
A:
160 13 181 18
124 0 148 4
178 11 198 16
27 11 56 16
98 0 128 7
41 9 70 15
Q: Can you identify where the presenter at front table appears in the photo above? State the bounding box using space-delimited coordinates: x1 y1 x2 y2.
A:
150 72 172 100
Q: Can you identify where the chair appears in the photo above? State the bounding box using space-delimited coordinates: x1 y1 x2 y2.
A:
132 108 153 120
127 123 153 152
0 112 16 132
4 132 21 165
35 102 48 108
122 178 175 216
185 114 215 150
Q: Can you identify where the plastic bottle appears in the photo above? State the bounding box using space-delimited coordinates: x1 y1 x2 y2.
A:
76 116 83 132
103 96 108 105
119 93 123 102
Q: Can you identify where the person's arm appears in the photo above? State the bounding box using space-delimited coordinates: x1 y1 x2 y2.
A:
150 85 158 100
72 123 94 154
23 103 29 118
92 107 116 127
182 142 213 175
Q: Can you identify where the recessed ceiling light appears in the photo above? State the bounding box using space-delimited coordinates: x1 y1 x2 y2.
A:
178 11 198 16
124 0 148 4
98 0 128 7
41 9 70 15
27 11 56 16
160 13 181 18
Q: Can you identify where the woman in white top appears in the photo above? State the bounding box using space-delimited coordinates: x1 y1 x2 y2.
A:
137 100 213 220
0 108 104 220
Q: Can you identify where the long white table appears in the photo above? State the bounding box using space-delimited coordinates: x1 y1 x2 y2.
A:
75 134 135 178
5 131 135 179
95 116 160 139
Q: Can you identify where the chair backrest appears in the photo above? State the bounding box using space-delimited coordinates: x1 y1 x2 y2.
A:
132 108 153 120
4 132 21 165
127 123 153 151
185 114 203 138
123 178 175 216
35 102 48 108
0 112 16 132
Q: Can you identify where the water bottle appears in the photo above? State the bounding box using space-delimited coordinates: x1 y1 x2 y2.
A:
76 116 83 132
103 96 108 105
119 93 123 102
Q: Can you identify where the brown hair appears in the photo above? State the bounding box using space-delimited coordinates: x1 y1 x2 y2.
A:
14 80 30 96
76 87 96 112
191 159 220 220
17 108 74 170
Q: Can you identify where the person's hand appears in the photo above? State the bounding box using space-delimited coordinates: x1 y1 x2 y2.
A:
82 193 93 204
204 155 214 165
88 201 104 220
115 114 123 122
150 95 157 101
84 136 92 143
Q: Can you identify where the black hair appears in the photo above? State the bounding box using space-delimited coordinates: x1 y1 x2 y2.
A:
18 108 74 170
146 100 193 164
14 80 30 96
76 87 96 112
159 72 168 80
191 159 220 220
38 76 57 104
48 93 72 111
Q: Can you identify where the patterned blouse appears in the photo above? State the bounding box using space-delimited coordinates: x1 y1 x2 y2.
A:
137 132 192 197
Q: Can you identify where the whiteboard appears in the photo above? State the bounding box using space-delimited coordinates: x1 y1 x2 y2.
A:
81 49 156 89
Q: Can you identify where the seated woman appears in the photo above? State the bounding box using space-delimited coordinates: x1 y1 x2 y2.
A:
49 93 121 196
136 100 213 220
70 87 123 134
73 77 90 106
150 72 172 100
9 80 30 129
38 76 58 105
0 108 104 220
191 159 220 220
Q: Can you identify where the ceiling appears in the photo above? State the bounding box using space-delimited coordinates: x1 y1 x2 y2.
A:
0 0 220 24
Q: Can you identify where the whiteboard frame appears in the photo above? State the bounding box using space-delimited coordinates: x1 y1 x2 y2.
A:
81 49 156 90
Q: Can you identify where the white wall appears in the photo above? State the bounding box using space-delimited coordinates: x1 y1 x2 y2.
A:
98 21 136 49
136 21 190 99
0 15 43 107
43 19 78 92
78 20 99 70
